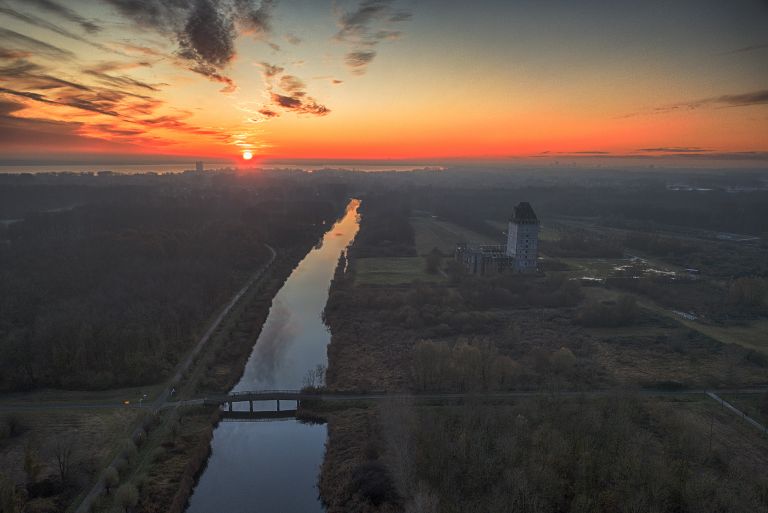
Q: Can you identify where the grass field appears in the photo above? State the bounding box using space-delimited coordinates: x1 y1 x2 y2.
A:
355 257 446 285
412 216 499 255
639 300 768 355
0 408 136 485
0 385 164 407
672 317 768 355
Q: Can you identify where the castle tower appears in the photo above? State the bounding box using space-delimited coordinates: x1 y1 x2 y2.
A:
506 202 539 271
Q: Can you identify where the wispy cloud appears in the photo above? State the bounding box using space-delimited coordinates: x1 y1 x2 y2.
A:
0 27 74 59
654 89 768 114
622 88 768 118
12 0 101 33
334 0 411 74
637 147 711 153
720 43 768 55
0 6 117 55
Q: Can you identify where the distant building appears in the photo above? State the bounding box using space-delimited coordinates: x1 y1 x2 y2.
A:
195 161 204 172
455 202 540 275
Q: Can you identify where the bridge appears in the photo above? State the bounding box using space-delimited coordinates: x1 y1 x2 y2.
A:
166 385 768 421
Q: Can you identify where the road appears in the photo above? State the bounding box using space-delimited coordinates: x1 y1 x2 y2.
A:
5 385 768 413
71 243 276 513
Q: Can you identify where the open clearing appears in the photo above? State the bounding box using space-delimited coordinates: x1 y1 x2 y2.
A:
355 257 445 285
641 301 768 355
412 216 499 255
0 408 136 485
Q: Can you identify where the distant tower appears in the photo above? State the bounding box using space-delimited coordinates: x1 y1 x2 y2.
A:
506 202 539 272
195 161 204 172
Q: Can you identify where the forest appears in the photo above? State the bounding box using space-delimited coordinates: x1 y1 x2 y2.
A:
0 172 347 391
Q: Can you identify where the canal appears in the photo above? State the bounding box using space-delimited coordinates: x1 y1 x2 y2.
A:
185 199 361 513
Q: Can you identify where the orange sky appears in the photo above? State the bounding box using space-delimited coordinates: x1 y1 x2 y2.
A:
0 0 766 165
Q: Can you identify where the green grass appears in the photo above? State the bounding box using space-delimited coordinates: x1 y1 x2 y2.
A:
355 257 446 285
412 216 499 255
0 385 164 407
661 314 768 355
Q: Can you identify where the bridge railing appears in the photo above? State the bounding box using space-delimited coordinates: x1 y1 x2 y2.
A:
228 389 304 396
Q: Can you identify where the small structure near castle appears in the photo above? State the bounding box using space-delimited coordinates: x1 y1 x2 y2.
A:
455 202 540 275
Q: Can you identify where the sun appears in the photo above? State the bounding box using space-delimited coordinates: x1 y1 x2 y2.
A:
242 150 253 160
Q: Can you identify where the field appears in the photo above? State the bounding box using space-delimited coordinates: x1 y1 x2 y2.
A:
355 257 446 285
412 216 499 255
0 408 135 486
0 385 164 407
642 301 768 356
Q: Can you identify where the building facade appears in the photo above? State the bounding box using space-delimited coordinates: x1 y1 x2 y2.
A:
455 202 540 275
506 202 539 271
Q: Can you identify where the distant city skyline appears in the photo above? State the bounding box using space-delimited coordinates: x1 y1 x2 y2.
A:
0 0 766 165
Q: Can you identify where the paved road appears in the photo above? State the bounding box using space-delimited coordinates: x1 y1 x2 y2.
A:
707 391 768 434
72 244 276 513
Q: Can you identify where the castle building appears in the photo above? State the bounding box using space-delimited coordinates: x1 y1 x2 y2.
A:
455 202 540 275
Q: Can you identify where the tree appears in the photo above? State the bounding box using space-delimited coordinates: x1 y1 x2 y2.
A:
424 248 442 274
0 473 24 513
550 347 577 374
116 483 138 513
52 437 74 484
104 467 119 494
23 442 42 488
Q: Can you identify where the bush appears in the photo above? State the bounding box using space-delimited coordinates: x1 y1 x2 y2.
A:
104 467 119 494
116 483 138 512
349 460 399 506
575 295 639 327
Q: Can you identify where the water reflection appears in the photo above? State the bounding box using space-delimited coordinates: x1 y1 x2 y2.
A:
186 199 360 513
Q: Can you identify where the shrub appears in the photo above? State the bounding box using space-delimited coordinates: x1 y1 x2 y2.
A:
350 460 399 506
104 467 119 494
116 483 138 512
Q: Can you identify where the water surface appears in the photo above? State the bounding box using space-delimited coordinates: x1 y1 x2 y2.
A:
185 199 360 513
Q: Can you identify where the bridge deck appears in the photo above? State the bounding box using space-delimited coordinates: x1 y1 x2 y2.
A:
192 386 768 407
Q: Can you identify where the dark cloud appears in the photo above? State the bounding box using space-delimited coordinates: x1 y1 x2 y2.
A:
0 27 75 59
0 47 31 59
234 0 273 35
105 0 276 90
258 107 279 118
334 0 411 74
9 0 101 33
625 88 768 118
261 62 284 78
638 147 711 153
278 75 305 94
284 33 302 45
177 0 235 68
713 89 768 107
0 59 92 91
84 69 162 92
656 89 768 113
344 50 376 73
259 62 330 118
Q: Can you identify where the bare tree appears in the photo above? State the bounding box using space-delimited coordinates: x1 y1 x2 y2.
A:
23 442 42 487
52 437 74 484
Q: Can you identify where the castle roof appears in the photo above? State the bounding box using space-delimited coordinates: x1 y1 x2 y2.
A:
511 202 538 224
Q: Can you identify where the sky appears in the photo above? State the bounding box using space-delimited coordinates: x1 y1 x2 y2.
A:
0 0 766 165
